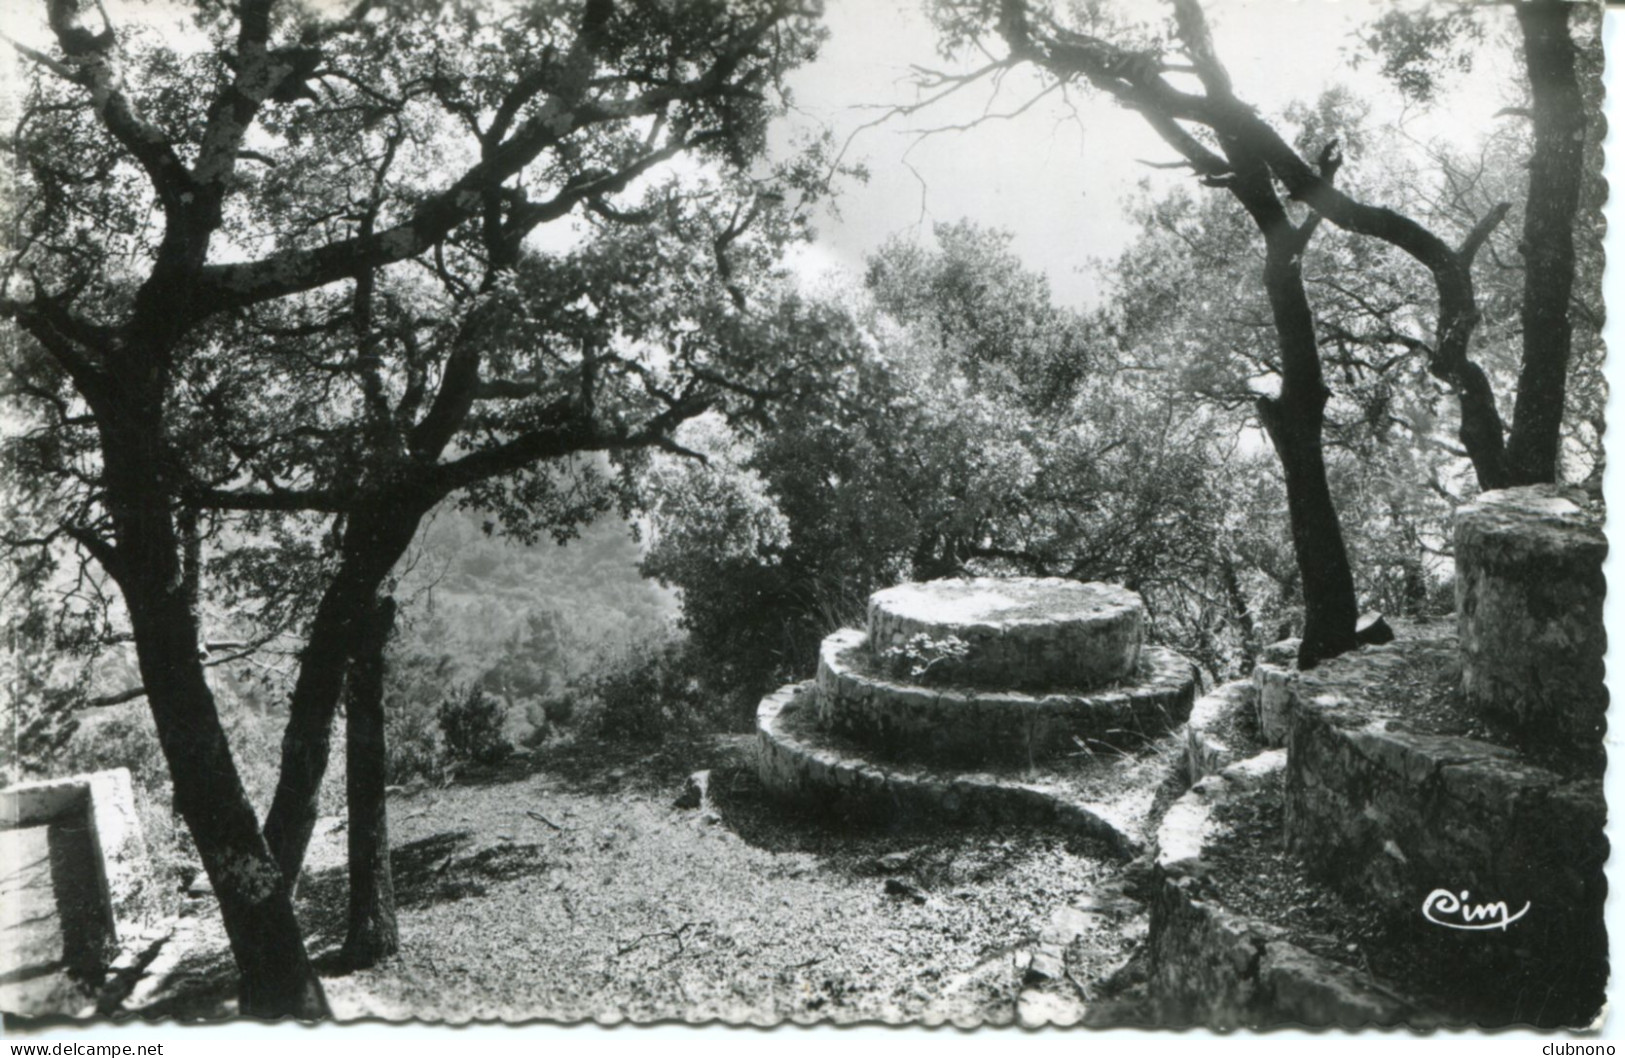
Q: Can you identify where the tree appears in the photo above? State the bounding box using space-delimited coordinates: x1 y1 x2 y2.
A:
1358 0 1603 485
920 0 1363 664
3 0 826 1016
922 0 1598 663
1100 172 1462 661
642 221 1231 694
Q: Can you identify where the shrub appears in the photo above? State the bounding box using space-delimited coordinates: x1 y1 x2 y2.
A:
578 639 714 743
437 683 513 766
385 695 445 784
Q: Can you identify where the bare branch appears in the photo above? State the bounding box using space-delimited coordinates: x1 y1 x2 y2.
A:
1459 202 1512 265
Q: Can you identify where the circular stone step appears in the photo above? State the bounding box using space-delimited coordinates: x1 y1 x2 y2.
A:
815 629 1197 765
754 682 1145 856
867 578 1143 690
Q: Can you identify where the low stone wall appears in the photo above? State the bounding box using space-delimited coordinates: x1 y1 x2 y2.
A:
755 683 1143 857
1149 752 1413 1028
1283 644 1606 1026
1 768 153 1017
813 630 1197 765
866 578 1143 690
1 768 149 944
1183 679 1255 783
1250 628 1456 750
1455 485 1606 760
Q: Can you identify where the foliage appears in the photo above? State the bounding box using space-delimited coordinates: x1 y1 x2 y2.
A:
641 221 1237 693
577 635 713 744
1351 4 1487 104
437 684 513 767
881 633 971 684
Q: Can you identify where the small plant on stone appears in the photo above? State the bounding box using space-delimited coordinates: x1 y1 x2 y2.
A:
882 633 971 683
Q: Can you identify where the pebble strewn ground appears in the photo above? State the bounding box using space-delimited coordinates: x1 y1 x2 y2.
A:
117 739 1142 1025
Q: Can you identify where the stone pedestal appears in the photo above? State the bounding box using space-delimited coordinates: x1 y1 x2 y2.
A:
1455 485 1606 756
758 577 1197 846
867 577 1143 690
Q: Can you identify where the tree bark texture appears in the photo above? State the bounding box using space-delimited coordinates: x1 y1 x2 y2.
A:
262 498 429 883
341 595 400 968
1503 0 1584 485
104 426 328 1019
1251 222 1360 669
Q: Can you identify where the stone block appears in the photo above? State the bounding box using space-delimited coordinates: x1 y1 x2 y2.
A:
1258 944 1412 1027
1 768 152 1017
1254 663 1294 746
1184 679 1255 783
1454 485 1606 759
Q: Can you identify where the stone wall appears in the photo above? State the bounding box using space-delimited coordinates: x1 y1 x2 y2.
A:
1149 752 1413 1028
1454 485 1606 761
1282 644 1607 1026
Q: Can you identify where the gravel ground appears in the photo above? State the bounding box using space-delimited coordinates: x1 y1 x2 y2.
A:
119 736 1143 1025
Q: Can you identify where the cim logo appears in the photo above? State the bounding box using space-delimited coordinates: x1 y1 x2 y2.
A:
1421 888 1531 932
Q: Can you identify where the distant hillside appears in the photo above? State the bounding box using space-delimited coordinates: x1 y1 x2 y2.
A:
392 505 681 696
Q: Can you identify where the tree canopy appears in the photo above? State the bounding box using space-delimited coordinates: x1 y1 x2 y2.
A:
3 0 832 1016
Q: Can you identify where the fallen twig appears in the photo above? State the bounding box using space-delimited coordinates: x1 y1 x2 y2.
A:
615 922 692 958
526 809 574 831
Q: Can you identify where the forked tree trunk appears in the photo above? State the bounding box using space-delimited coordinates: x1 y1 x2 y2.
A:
263 500 427 884
341 595 399 967
1503 0 1584 485
105 434 328 1019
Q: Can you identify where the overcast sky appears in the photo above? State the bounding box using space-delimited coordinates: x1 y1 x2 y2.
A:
0 0 1583 310
777 0 1525 308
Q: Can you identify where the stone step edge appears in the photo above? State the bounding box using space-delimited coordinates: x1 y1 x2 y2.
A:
755 682 1143 859
813 630 1199 763
1291 701 1581 810
819 629 1197 715
1182 678 1256 787
1148 749 1422 1029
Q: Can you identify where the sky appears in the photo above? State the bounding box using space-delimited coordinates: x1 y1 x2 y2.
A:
0 0 1533 307
776 0 1523 308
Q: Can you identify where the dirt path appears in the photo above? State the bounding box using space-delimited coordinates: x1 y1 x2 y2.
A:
117 738 1150 1025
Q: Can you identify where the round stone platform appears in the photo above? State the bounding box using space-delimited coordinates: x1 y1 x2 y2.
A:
867 578 1143 690
755 683 1162 856
814 629 1198 765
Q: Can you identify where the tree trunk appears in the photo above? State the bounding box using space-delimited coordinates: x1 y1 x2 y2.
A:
104 432 328 1019
1219 553 1259 675
341 595 399 968
262 498 427 883
1252 222 1360 669
1503 0 1584 485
